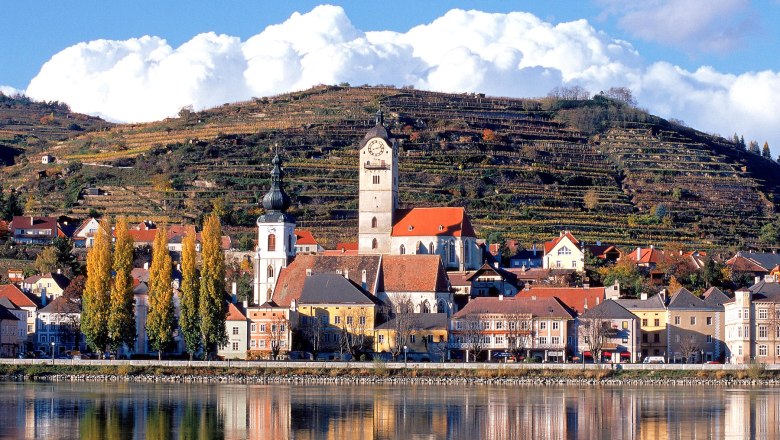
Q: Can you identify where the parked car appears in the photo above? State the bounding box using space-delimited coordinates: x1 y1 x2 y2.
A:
643 356 666 364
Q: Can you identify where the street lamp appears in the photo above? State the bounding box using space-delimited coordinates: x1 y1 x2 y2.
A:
50 341 55 364
403 345 408 367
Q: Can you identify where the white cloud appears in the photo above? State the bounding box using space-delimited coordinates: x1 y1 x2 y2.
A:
0 85 22 96
599 0 752 53
23 4 780 156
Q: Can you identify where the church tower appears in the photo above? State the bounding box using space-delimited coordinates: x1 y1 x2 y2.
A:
358 111 398 254
254 153 296 305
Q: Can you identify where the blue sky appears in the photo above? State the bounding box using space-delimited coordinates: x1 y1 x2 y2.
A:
2 1 780 156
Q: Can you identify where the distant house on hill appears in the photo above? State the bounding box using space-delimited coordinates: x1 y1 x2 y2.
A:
21 272 70 304
726 251 780 279
72 217 101 248
543 231 585 272
294 229 324 254
509 245 544 269
10 216 65 245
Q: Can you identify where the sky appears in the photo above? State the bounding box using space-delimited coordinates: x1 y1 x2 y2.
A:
2 1 780 157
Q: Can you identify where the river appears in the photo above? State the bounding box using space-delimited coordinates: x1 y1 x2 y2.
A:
0 381 777 439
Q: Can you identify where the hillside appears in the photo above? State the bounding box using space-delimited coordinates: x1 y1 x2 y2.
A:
1 86 778 250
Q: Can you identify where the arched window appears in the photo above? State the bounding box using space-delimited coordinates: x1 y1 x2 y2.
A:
421 301 430 313
372 238 378 249
399 244 406 255
267 265 274 278
449 240 456 263
371 217 378 228
464 240 470 263
558 246 571 256
267 234 276 252
429 242 434 254
288 234 292 252
416 241 422 254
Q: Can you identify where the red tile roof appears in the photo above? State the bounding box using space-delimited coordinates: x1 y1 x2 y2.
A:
543 232 579 254
517 286 606 315
624 247 667 265
226 302 247 321
380 255 450 292
128 229 158 243
454 296 573 319
295 229 318 245
0 284 36 308
323 242 358 254
391 207 476 237
726 255 769 273
11 216 59 237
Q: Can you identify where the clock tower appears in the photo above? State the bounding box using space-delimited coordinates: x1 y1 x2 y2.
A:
358 110 398 254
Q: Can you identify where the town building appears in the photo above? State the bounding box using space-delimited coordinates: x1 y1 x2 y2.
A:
724 276 780 364
21 272 70 304
10 216 64 245
666 287 726 363
35 296 82 354
576 299 640 363
218 302 249 360
0 303 22 357
616 293 669 359
374 313 449 361
72 217 100 248
542 231 585 272
294 229 324 254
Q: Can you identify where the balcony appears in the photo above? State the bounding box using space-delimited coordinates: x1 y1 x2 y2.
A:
364 160 389 170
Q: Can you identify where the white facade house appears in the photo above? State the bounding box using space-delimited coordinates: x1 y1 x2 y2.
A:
543 231 585 272
724 277 780 364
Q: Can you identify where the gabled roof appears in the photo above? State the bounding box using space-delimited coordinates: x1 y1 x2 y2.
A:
391 207 476 238
73 217 100 238
580 299 637 320
323 242 358 255
702 287 729 309
298 274 376 305
453 296 573 319
543 232 579 255
226 302 247 321
0 305 19 321
272 255 381 307
380 255 450 292
517 286 606 315
615 294 667 312
505 267 551 282
0 297 18 310
375 313 449 331
128 229 158 243
667 287 708 310
586 245 621 259
0 284 37 308
294 229 318 246
39 297 80 314
512 247 544 261
23 272 71 289
624 247 667 265
727 252 780 273
11 216 58 232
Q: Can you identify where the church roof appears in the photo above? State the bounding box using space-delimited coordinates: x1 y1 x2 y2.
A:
358 110 393 148
391 207 476 238
379 255 451 292
299 274 376 305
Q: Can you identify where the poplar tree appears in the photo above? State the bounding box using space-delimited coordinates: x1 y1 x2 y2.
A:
179 229 201 360
108 217 136 356
199 213 227 359
146 225 175 360
81 217 113 354
762 142 772 159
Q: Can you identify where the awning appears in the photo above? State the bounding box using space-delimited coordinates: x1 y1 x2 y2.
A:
602 351 611 356
583 351 592 357
620 352 631 358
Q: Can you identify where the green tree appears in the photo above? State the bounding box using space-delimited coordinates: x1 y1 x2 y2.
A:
35 246 58 274
759 220 780 244
199 213 227 359
108 217 136 356
81 218 113 354
1 190 22 221
179 230 201 360
598 259 644 297
146 225 175 360
52 237 79 276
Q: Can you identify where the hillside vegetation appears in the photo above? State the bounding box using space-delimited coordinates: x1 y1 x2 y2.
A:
1 86 777 250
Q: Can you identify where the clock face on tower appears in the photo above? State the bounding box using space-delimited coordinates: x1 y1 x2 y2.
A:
367 139 385 156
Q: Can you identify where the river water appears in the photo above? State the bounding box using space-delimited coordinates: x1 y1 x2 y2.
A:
0 381 778 439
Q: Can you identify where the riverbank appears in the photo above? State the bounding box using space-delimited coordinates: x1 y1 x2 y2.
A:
3 363 780 386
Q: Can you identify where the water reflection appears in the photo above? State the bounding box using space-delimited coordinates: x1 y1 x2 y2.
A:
1 382 780 439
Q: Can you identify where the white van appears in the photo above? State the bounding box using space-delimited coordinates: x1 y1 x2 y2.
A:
643 356 665 364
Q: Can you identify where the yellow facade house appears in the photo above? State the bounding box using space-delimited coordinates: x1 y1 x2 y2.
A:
294 273 377 358
616 293 669 359
374 313 448 361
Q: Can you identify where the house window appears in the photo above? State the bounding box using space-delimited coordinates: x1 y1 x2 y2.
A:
232 326 239 335
675 335 680 343
372 239 378 250
378 335 384 344
496 336 504 344
539 322 547 330
567 336 574 345
250 340 256 348
654 334 660 343
372 175 380 184
267 265 274 279
456 321 462 330
251 323 257 333
399 244 405 255
759 345 768 356
482 322 490 330
706 335 712 343
334 316 341 325
346 316 353 325
642 319 648 326
706 317 712 326
538 337 548 345
690 317 696 326
429 242 434 253
674 316 680 325
260 324 266 333
759 325 768 339
449 240 456 263
556 260 562 268
496 321 503 330
410 335 416 343
558 246 571 256
622 321 628 329
552 336 560 345
654 319 660 327
359 316 366 326
232 342 239 351
759 309 768 320
777 345 780 357
642 334 648 343
552 322 559 330
738 345 742 355
371 217 378 228
260 340 266 348
267 234 276 252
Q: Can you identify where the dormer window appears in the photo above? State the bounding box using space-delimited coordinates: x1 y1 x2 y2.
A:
438 225 444 231
558 246 571 256
408 225 414 231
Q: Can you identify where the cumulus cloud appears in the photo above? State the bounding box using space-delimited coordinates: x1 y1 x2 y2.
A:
598 0 753 53
23 4 780 156
0 85 22 96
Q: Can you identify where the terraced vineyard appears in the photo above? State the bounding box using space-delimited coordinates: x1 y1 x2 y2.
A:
2 86 778 249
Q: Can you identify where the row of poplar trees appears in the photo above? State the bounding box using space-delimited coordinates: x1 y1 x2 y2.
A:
80 213 227 360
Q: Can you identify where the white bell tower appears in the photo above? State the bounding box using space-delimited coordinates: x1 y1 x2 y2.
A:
358 110 398 254
254 154 296 305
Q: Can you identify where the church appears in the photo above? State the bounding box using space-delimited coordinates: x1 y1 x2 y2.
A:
248 111 483 357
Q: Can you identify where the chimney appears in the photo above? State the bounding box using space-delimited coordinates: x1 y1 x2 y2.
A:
56 268 61 274
531 295 536 301
306 269 312 277
532 243 537 256
499 294 503 301
755 276 761 285
242 300 248 310
143 262 149 270
344 269 349 279
41 293 47 306
641 292 648 301
231 282 237 303
596 297 600 305
493 261 499 269
636 247 641 262
583 282 589 289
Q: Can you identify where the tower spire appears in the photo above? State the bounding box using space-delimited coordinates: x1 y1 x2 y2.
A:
375 109 383 127
262 153 291 213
